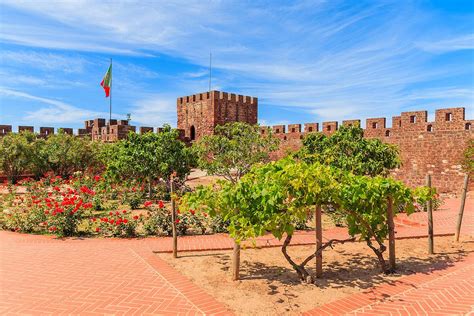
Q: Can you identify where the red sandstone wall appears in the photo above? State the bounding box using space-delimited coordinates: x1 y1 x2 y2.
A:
265 107 473 194
177 90 258 141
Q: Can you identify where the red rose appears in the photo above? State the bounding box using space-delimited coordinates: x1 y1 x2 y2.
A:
158 200 164 209
123 219 128 224
190 210 195 215
144 201 153 207
109 212 113 216
133 215 139 220
122 210 127 214
96 227 100 232
175 219 180 223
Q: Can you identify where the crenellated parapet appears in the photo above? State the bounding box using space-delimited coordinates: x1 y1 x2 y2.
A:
0 118 185 142
268 106 472 194
177 90 258 141
259 107 472 140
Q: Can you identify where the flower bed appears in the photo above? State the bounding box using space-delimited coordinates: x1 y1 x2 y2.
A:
0 172 228 237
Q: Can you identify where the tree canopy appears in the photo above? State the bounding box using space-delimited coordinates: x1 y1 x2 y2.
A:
297 125 400 176
105 125 194 193
193 122 279 183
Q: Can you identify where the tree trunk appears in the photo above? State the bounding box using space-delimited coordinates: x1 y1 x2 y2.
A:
387 197 396 272
281 234 313 283
315 205 323 278
232 241 240 281
170 177 178 258
426 174 434 254
148 176 152 198
366 238 389 273
455 174 469 242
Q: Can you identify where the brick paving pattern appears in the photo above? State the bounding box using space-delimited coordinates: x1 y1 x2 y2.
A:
0 197 472 315
304 253 474 316
0 235 231 315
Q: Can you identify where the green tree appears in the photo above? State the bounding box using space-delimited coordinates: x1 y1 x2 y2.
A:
182 158 434 282
0 131 36 182
298 125 400 176
462 139 473 174
105 125 194 197
41 130 101 178
193 122 279 184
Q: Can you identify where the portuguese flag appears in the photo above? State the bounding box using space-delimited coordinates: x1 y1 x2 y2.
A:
100 64 112 97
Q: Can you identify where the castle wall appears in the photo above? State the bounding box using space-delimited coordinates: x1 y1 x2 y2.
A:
264 107 473 194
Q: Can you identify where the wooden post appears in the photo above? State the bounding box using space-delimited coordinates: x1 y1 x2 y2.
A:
315 205 323 278
232 242 240 281
455 174 469 242
387 197 396 271
426 174 434 254
170 172 178 258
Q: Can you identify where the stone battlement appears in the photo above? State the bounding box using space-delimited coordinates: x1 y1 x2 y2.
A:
267 106 473 194
178 90 258 105
0 119 180 140
260 107 472 139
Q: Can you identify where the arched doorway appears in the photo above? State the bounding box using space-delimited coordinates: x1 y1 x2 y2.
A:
190 125 196 141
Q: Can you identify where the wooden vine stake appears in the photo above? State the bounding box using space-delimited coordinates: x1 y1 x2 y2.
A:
426 174 434 254
454 174 469 242
170 172 178 258
315 205 323 278
386 197 396 271
232 242 241 281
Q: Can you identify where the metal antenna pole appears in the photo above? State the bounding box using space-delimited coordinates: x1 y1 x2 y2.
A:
209 52 212 92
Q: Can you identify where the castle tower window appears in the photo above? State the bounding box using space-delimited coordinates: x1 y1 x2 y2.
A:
385 130 391 137
410 115 416 123
291 128 295 133
446 113 453 121
308 127 313 132
372 122 378 129
276 128 280 133
326 125 331 131
466 123 472 130
190 125 196 141
427 124 433 132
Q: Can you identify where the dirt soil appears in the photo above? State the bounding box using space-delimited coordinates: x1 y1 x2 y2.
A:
160 235 473 315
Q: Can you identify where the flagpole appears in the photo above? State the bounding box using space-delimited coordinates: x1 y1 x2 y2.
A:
209 52 212 92
109 58 112 122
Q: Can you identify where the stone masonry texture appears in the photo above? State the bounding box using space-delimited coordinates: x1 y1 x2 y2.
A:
1 91 472 194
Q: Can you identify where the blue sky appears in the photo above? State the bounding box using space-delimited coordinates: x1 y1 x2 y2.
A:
0 0 473 131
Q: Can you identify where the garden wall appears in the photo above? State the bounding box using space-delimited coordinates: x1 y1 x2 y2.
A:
264 107 473 194
1 105 472 194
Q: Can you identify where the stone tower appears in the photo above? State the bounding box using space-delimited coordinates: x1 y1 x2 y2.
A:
177 90 258 141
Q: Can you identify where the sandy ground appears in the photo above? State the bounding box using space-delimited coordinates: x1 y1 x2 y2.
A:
160 235 474 315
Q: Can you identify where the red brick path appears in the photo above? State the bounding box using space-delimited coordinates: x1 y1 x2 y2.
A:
0 234 231 315
0 197 472 315
304 253 474 315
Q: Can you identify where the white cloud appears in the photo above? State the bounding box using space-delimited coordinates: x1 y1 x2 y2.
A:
128 94 177 127
416 34 474 53
0 87 108 124
1 50 89 73
0 0 473 125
